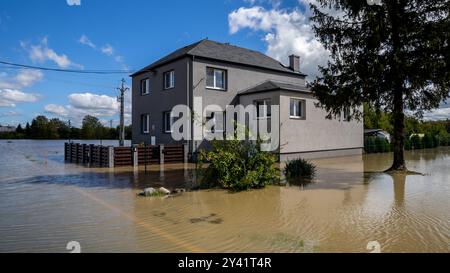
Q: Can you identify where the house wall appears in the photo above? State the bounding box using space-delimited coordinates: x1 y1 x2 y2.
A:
132 57 189 145
191 58 305 149
278 91 364 160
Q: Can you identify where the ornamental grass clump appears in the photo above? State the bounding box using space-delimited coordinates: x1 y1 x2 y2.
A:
284 158 316 179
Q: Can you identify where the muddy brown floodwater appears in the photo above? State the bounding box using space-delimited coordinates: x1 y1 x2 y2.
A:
0 140 449 253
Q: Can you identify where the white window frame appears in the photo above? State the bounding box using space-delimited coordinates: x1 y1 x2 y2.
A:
141 78 150 95
290 98 305 119
163 70 175 90
255 99 272 119
206 67 227 90
163 111 174 133
205 112 225 134
142 114 150 134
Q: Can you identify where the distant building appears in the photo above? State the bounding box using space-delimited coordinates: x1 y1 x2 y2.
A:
0 125 16 133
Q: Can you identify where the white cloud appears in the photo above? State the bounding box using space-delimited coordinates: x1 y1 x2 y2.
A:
0 111 21 118
101 44 114 56
423 107 450 121
79 36 126 68
243 0 282 8
79 34 96 48
66 0 81 6
228 5 329 80
44 104 70 117
0 70 43 108
0 89 41 107
0 69 44 90
69 93 118 111
22 38 79 68
45 91 131 125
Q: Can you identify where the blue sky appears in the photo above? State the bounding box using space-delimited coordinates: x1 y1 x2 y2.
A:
0 0 448 127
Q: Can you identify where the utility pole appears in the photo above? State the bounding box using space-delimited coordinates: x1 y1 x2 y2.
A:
117 78 129 147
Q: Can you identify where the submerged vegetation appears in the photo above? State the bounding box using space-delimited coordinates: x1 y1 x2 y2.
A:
197 139 280 192
284 158 316 180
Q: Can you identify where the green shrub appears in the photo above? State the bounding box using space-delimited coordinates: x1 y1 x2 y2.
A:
423 134 434 148
373 137 390 153
198 139 280 192
284 158 316 179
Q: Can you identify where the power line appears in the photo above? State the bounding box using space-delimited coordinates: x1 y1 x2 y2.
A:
0 60 134 75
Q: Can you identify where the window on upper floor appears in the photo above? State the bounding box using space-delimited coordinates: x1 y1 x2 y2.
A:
163 70 175 90
255 99 271 119
141 114 150 134
290 98 305 119
141 78 150 95
206 67 227 90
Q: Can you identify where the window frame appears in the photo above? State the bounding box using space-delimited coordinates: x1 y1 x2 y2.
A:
290 98 306 119
140 78 150 95
163 111 174 133
205 111 225 134
254 99 272 119
141 114 150 134
206 67 227 91
163 70 175 90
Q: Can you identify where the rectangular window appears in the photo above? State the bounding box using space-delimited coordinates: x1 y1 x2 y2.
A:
141 114 150 134
206 67 226 90
290 99 305 119
205 112 225 134
163 111 174 133
163 70 175 90
255 99 271 118
141 78 150 95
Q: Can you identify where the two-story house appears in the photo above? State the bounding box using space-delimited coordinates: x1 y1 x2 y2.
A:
131 39 363 161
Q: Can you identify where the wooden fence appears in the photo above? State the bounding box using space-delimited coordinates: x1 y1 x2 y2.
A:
64 142 187 168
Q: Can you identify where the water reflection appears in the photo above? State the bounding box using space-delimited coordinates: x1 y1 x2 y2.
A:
0 140 449 253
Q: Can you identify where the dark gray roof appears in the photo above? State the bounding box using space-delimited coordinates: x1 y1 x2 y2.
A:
131 39 306 77
238 80 311 96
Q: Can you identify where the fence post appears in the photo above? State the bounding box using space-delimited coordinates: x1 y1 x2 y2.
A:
88 144 93 165
108 146 114 168
75 143 80 163
69 143 73 162
183 143 189 163
133 145 138 168
64 143 68 161
159 144 164 165
80 144 85 163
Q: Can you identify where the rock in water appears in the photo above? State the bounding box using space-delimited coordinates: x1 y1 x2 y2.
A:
158 187 171 195
143 187 157 197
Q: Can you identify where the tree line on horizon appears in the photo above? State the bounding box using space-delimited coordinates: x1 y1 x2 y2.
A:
364 103 450 139
0 115 132 140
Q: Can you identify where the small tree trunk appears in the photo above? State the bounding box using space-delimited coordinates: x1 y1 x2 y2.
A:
388 88 407 171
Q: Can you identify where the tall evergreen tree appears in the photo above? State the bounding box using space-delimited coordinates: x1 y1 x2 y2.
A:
309 0 450 171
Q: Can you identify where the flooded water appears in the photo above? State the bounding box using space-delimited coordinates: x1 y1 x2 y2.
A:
0 140 449 253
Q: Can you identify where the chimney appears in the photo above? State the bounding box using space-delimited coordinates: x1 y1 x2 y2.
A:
289 54 300 72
